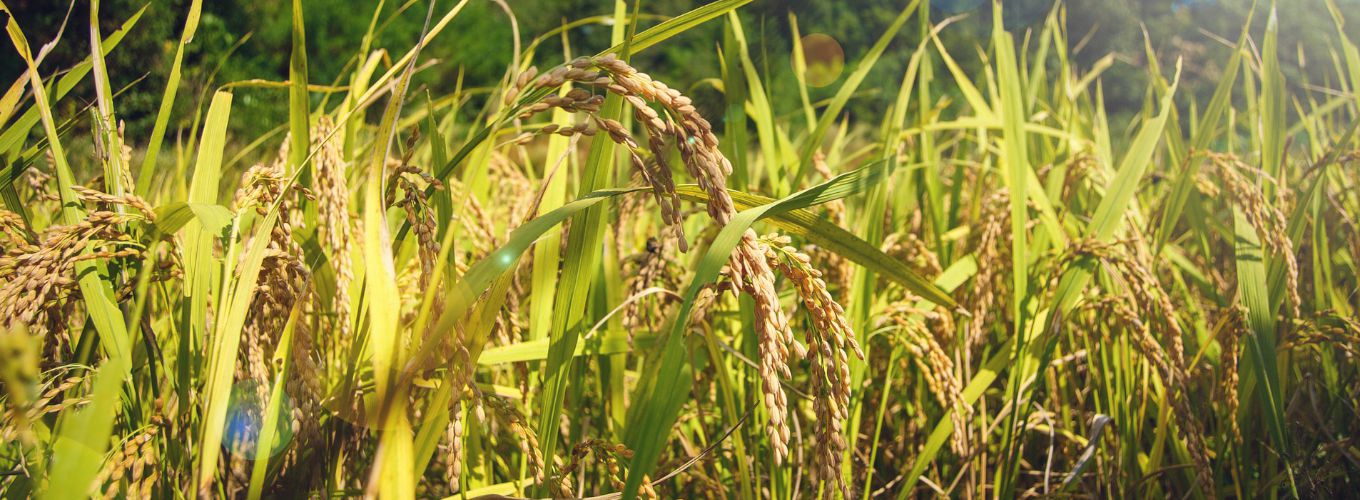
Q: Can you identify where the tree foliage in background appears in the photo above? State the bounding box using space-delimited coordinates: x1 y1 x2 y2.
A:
6 0 1360 145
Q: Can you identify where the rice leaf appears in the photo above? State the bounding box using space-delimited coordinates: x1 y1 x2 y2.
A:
791 0 919 187
43 355 129 500
601 0 751 56
288 0 311 177
136 0 202 196
196 210 276 493
2 1 131 364
673 185 956 308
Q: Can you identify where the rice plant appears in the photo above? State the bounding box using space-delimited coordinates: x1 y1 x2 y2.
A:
1 0 1359 498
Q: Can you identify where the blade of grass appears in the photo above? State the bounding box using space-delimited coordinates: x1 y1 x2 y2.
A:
136 0 202 196
994 8 1034 491
246 302 304 500
289 0 311 179
2 1 131 365
365 4 437 499
87 0 128 201
1152 9 1252 252
726 12 783 195
1232 207 1294 495
534 1 632 485
181 91 232 416
42 354 129 500
673 186 955 308
790 0 920 188
600 0 751 56
196 210 276 494
0 4 146 158
1260 7 1286 184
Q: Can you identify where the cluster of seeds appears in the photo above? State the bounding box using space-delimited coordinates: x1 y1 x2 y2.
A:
1220 304 1246 444
0 208 140 354
517 88 605 119
761 234 863 496
966 190 1011 353
94 426 161 499
1204 152 1302 319
621 237 682 337
0 364 86 446
505 54 812 466
512 122 596 145
1285 311 1360 360
1060 238 1214 496
554 439 658 499
313 117 355 360
882 303 970 457
443 397 466 492
230 141 320 472
388 161 444 291
477 392 547 489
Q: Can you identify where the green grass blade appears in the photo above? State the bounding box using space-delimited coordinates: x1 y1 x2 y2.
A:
528 109 575 343
196 210 276 493
790 0 919 187
726 12 783 195
601 0 751 57
1232 210 1292 493
43 355 129 500
533 1 632 483
183 91 233 416
289 0 311 177
1153 9 1251 252
136 0 201 196
0 4 145 158
674 185 956 308
993 9 1033 490
1260 7 1287 182
87 0 128 200
246 303 303 500
2 2 131 365
363 5 440 498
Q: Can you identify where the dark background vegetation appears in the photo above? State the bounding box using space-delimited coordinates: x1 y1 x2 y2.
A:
4 0 1360 144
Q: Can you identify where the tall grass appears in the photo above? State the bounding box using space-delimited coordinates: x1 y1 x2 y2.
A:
1 0 1359 498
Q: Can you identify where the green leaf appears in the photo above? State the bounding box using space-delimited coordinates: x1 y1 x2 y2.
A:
535 0 632 480
154 201 233 234
791 0 919 187
1232 208 1293 493
2 1 130 365
601 0 751 56
43 355 128 500
1152 9 1251 252
364 5 439 498
673 185 956 308
289 0 311 176
993 10 1033 489
136 0 202 196
87 0 129 200
183 91 233 408
247 303 304 500
196 211 276 493
0 4 146 158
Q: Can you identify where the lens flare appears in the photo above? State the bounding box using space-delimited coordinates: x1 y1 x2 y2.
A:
222 381 294 459
797 34 845 88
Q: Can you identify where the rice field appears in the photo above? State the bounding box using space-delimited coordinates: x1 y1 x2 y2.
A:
1 0 1359 498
